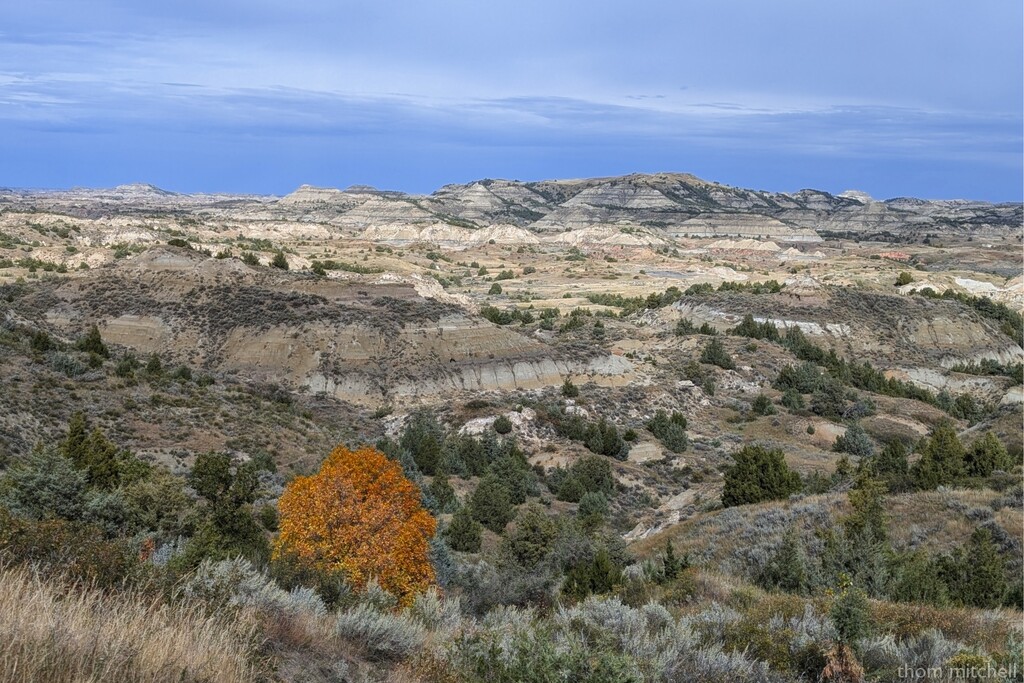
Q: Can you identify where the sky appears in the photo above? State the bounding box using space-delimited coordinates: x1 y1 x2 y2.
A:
1 1 1021 200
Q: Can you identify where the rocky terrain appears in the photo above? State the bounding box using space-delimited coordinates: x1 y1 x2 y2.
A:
0 173 1021 681
3 173 1020 249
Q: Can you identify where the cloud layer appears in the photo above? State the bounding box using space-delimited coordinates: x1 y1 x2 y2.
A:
1 1 1021 199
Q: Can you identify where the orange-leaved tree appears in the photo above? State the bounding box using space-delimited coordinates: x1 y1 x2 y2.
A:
274 444 436 603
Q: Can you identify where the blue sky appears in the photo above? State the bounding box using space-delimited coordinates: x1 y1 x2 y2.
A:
1 1 1021 200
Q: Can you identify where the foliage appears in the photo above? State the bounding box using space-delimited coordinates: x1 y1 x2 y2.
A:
428 474 459 514
938 527 1009 609
568 455 615 496
730 314 781 342
335 603 426 661
76 325 109 357
911 421 966 489
0 445 87 520
964 432 1013 477
501 505 560 570
270 251 289 270
562 546 623 601
830 581 872 644
751 394 776 416
183 453 268 565
446 505 483 553
274 444 437 603
758 526 811 595
577 491 609 529
583 418 629 460
780 388 805 411
470 474 515 534
493 415 513 434
400 410 445 475
700 338 735 370
868 440 911 492
645 409 689 453
832 422 874 458
721 445 802 507
561 378 579 397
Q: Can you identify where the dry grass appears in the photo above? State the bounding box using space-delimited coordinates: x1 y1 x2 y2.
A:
0 564 267 683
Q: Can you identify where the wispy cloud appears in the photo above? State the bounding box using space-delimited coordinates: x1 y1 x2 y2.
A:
0 0 1020 198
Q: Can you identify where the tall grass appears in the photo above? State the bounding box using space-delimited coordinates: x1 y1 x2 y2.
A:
0 564 265 683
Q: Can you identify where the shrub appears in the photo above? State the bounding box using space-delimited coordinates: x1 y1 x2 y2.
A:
493 415 513 434
895 271 914 286
911 420 966 489
428 474 459 514
556 474 585 503
470 474 515 534
583 418 629 460
569 455 615 496
0 445 86 520
562 377 580 397
721 444 801 507
758 526 811 595
408 586 461 631
270 251 288 270
781 388 805 411
334 603 425 661
500 505 559 570
939 527 1009 608
400 410 445 476
115 353 139 378
646 410 688 453
562 546 624 600
832 422 874 457
830 582 871 644
445 505 483 552
75 325 109 357
700 338 735 370
810 378 847 419
751 394 776 416
675 318 696 335
577 492 609 529
488 283 503 295
964 432 1012 477
730 314 780 341
774 362 822 394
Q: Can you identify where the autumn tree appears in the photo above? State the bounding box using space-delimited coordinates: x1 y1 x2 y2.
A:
274 445 437 603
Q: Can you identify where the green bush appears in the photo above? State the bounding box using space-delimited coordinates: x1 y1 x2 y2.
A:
911 421 965 489
0 445 86 520
577 492 609 529
645 409 688 453
781 388 805 411
751 394 776 416
964 432 1012 477
700 338 735 370
445 505 483 552
470 475 514 534
721 444 801 507
270 251 288 270
561 378 579 397
76 325 109 358
493 415 513 434
832 422 874 457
